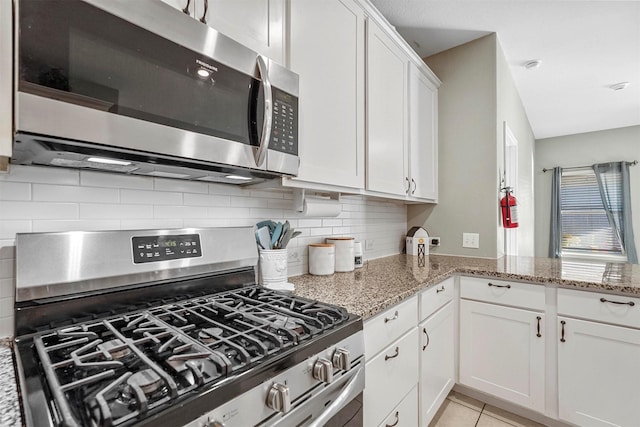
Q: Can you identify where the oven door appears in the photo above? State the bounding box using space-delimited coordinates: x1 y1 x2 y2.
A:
15 0 298 176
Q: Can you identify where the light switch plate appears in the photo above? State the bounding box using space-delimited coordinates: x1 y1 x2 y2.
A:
462 232 479 249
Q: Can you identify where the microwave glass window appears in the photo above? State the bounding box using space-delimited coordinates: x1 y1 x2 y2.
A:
18 0 263 147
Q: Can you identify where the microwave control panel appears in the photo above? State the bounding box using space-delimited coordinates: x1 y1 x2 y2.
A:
132 234 202 264
270 88 298 155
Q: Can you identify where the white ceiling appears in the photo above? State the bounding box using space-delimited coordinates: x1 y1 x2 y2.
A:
369 0 640 139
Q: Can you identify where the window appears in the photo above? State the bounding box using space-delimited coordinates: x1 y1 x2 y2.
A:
560 168 623 257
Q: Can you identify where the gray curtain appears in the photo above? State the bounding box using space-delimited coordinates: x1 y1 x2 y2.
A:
549 167 562 258
593 162 638 264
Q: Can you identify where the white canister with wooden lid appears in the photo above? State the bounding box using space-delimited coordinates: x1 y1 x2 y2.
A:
308 243 335 275
326 237 355 272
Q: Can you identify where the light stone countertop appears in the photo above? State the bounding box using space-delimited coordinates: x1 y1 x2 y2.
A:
0 339 21 427
290 254 640 319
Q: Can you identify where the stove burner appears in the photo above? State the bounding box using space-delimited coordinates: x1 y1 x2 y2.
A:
97 339 132 360
198 327 223 343
273 315 305 335
127 369 163 395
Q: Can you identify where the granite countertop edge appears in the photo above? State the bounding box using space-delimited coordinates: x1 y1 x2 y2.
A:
290 254 640 320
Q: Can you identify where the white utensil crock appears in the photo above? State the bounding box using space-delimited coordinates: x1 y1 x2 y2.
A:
259 248 288 285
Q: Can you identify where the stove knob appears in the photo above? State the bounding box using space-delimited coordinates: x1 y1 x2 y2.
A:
266 382 291 413
332 348 351 371
312 357 334 384
203 419 224 427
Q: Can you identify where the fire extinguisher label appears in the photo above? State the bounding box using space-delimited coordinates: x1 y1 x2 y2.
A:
510 205 519 224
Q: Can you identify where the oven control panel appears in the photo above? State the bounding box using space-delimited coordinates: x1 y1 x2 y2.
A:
132 234 202 264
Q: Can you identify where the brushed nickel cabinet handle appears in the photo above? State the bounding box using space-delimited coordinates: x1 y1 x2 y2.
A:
536 316 542 337
385 346 399 361
600 297 635 307
422 328 430 351
385 411 399 427
488 282 511 289
560 320 566 343
199 0 208 23
384 311 399 323
182 0 191 14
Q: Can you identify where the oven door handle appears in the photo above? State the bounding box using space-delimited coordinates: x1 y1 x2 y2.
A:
308 366 364 427
254 55 273 168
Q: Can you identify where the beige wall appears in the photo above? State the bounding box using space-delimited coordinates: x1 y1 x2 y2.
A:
409 34 534 259
496 36 536 257
535 125 640 258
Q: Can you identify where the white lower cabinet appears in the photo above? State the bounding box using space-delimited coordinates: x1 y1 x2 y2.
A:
364 327 419 426
459 299 545 412
557 289 640 427
419 301 455 426
379 385 419 427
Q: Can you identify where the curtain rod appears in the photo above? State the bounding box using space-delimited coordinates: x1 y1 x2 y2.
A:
542 160 638 173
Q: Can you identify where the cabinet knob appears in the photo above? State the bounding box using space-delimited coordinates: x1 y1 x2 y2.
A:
266 382 291 413
332 348 351 371
312 357 334 384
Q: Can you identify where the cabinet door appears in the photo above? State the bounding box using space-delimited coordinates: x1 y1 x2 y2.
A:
366 19 408 196
364 328 419 427
204 0 285 64
379 386 419 427
419 301 455 426
558 317 640 426
408 64 438 201
289 0 365 189
459 300 545 412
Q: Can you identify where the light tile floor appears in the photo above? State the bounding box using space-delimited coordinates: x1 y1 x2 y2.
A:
429 391 546 427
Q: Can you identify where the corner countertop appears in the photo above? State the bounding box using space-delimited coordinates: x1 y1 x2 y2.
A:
0 340 21 427
289 254 640 319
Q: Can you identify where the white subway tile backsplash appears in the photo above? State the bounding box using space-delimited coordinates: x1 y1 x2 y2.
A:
309 227 332 236
153 205 207 219
153 178 209 194
250 190 285 199
250 208 284 219
322 218 342 227
0 201 79 220
230 196 269 208
0 316 12 338
297 219 322 228
0 221 32 239
81 171 153 190
0 259 14 279
33 184 119 203
0 297 13 318
33 220 121 233
267 199 293 209
80 203 153 219
208 183 245 196
1 164 79 185
0 244 15 260
188 218 255 228
183 193 231 207
121 189 183 205
0 181 31 200
121 219 184 230
0 278 14 299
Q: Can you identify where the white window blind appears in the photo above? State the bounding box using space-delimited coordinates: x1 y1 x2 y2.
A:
560 168 623 255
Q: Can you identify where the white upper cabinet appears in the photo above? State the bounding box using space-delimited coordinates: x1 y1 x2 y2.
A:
162 0 285 65
408 64 438 201
366 18 408 196
287 0 365 189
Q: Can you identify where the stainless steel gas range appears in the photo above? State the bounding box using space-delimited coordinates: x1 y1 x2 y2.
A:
13 227 364 427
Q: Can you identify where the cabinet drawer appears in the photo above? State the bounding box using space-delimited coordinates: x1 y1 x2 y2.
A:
364 296 418 360
558 288 640 329
460 276 544 311
364 328 419 427
378 385 418 427
420 277 455 320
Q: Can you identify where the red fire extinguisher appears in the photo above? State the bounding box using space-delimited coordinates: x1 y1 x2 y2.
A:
500 187 519 228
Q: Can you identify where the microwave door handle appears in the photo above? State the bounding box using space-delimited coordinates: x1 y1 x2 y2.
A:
255 56 272 167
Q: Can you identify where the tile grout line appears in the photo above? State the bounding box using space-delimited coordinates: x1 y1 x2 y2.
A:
474 403 486 427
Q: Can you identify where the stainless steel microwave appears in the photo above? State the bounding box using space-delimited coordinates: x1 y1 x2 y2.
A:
12 0 299 184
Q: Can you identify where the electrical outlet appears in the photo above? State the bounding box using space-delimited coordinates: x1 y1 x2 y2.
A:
287 248 302 264
365 240 375 251
462 232 480 249
430 237 441 247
